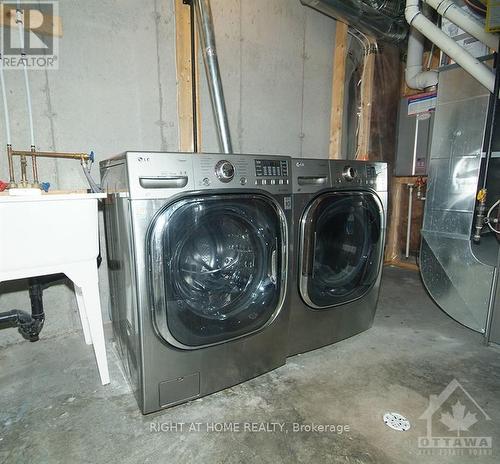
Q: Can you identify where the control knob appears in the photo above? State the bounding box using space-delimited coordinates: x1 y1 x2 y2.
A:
215 160 235 183
342 166 357 181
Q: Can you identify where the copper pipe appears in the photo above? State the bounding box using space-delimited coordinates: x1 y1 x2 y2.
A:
30 145 39 184
11 150 90 160
6 148 90 189
7 144 15 184
20 154 28 184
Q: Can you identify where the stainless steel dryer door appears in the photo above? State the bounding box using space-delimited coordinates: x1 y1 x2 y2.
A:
299 191 383 309
148 194 287 349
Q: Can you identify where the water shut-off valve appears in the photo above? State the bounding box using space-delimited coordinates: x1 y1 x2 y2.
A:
473 189 488 243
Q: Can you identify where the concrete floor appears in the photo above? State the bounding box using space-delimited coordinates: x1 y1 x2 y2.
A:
1 267 499 463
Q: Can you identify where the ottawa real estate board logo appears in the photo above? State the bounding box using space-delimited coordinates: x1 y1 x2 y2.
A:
418 379 492 457
1 1 59 69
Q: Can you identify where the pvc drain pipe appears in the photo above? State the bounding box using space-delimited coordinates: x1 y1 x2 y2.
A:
405 0 496 93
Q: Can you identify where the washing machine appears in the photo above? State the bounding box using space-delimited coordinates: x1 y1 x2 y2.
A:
100 152 292 413
287 158 387 356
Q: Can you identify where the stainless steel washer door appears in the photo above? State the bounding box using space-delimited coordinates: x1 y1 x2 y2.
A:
148 194 287 349
299 191 383 309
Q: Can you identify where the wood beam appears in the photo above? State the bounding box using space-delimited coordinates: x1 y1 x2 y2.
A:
356 45 375 160
329 21 348 159
385 176 426 267
385 176 407 263
174 0 200 152
194 24 202 151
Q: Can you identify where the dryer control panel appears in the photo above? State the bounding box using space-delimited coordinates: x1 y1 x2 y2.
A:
292 158 331 195
330 161 387 192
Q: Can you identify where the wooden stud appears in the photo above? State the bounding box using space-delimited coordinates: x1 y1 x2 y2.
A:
175 0 195 152
194 23 202 151
385 176 427 267
385 176 407 263
356 45 375 160
329 21 348 159
174 0 201 152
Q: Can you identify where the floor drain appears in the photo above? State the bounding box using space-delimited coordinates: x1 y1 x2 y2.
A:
383 412 411 431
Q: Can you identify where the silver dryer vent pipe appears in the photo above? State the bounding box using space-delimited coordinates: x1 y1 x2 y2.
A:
194 0 233 154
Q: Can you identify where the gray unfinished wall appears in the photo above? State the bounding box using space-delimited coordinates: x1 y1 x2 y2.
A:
0 0 336 347
199 0 335 156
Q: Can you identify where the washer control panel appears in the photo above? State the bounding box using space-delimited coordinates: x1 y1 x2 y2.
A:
254 158 290 186
194 154 291 193
121 152 292 198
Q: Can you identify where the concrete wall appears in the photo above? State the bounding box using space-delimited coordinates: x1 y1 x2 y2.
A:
0 0 336 346
199 0 336 156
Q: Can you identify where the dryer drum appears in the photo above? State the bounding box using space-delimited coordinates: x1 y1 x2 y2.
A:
300 192 383 309
314 200 373 288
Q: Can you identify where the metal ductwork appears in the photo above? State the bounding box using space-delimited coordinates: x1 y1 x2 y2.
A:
194 0 233 154
420 65 497 334
300 0 408 43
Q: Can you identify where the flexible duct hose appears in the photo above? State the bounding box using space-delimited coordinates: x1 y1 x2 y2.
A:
300 0 407 43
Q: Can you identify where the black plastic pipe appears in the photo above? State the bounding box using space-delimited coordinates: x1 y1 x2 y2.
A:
0 308 43 342
0 273 65 342
0 310 32 327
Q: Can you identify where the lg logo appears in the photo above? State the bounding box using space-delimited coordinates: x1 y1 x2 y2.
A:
138 156 150 163
296 162 304 167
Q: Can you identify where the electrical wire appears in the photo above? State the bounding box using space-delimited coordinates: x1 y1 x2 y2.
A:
348 30 368 54
354 37 378 161
0 53 11 145
347 24 375 56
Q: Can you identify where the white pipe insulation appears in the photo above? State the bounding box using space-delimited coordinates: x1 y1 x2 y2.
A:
424 0 499 52
405 0 496 93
